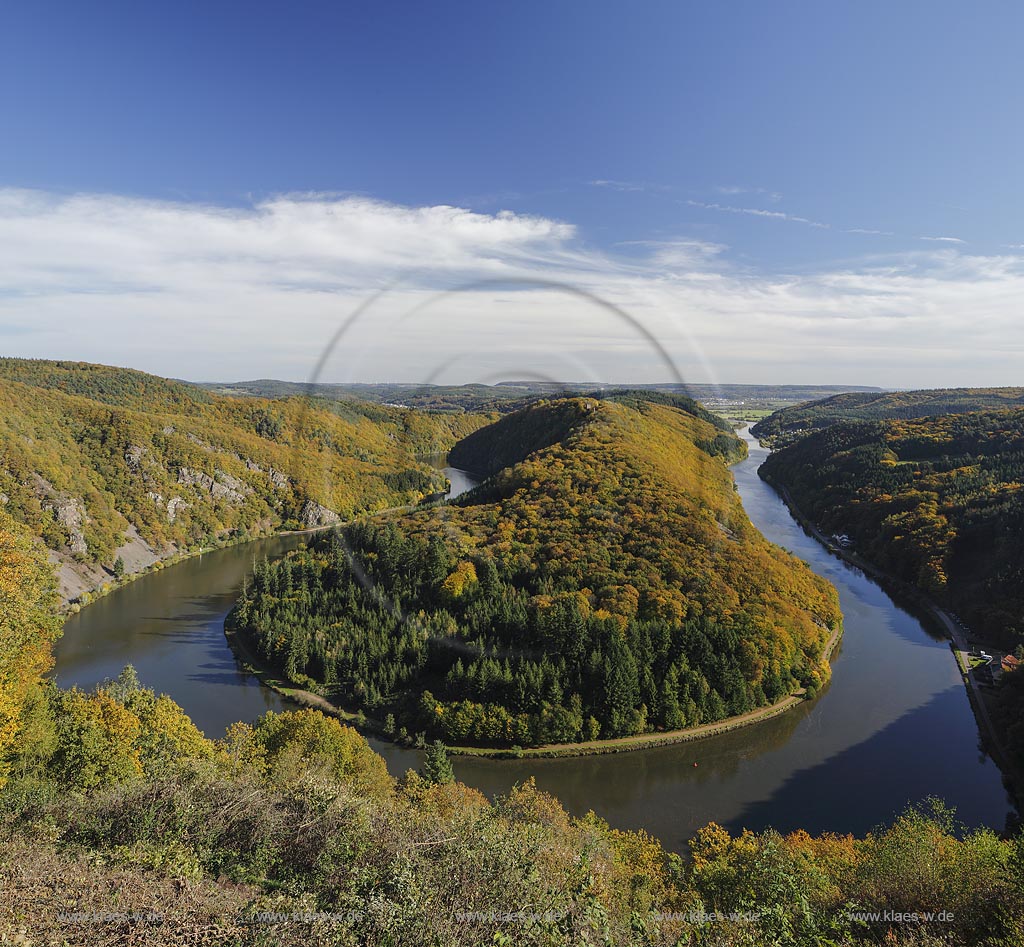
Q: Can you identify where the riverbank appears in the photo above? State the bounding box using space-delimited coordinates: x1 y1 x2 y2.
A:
225 611 842 760
763 475 1022 807
59 481 445 617
61 521 339 616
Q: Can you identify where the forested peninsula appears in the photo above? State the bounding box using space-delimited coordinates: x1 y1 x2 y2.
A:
235 393 841 749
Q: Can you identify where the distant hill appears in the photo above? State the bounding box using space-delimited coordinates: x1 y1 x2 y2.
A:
0 359 487 602
752 388 1024 446
198 379 540 414
495 381 884 402
199 379 881 417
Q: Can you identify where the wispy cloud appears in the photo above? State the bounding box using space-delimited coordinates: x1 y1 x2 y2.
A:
616 238 727 269
694 195 897 239
920 235 965 244
715 185 782 202
1 187 1021 386
685 199 830 229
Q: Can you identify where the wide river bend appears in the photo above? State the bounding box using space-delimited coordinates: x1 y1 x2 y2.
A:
55 441 1013 851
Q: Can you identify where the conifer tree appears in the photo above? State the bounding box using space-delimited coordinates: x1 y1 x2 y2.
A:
420 740 455 785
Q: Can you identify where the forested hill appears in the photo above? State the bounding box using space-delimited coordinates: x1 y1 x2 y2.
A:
447 398 598 477
759 407 1024 768
449 390 739 478
760 408 1024 643
752 387 1024 446
0 359 487 602
0 357 215 412
238 396 841 748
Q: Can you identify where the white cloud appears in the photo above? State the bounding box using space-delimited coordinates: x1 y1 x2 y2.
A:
1 188 1022 387
920 235 965 243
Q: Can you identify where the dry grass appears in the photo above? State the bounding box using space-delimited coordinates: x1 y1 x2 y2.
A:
0 839 342 947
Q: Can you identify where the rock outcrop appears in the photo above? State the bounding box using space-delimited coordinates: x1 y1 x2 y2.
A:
53 496 88 556
176 467 250 504
300 499 340 528
166 497 188 523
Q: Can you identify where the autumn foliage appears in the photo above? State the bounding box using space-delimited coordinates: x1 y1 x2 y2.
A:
238 396 841 746
0 512 62 787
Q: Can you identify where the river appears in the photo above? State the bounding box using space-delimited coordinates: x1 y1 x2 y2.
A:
54 444 1013 850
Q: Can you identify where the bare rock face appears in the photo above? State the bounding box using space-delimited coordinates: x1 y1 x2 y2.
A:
124 444 147 471
28 474 86 553
53 497 88 556
177 466 250 504
177 466 215 492
244 458 288 489
167 497 188 523
211 471 251 503
300 499 340 528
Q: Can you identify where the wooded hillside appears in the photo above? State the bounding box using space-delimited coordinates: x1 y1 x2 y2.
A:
760 408 1024 641
0 359 487 601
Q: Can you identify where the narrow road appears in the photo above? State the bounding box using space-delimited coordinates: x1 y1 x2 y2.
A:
929 608 1007 769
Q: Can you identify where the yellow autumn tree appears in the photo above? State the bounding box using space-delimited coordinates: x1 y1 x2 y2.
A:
440 560 478 601
50 688 143 788
0 511 62 787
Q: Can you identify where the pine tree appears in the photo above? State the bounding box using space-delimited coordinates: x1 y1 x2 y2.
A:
600 630 640 737
659 664 686 730
420 740 455 785
424 535 451 590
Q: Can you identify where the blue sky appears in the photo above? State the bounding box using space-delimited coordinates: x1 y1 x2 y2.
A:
2 1 1023 385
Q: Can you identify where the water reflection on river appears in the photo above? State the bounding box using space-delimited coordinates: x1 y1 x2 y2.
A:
55 446 1013 850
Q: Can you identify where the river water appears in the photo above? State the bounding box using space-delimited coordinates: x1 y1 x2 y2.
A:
54 445 1013 850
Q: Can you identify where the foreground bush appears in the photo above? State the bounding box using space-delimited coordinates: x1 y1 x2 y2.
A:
1 675 1022 946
